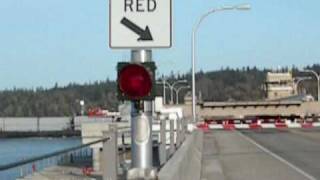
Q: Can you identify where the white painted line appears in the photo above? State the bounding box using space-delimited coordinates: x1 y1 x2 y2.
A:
237 131 317 180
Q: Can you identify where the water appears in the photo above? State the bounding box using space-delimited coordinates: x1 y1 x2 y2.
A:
0 137 81 180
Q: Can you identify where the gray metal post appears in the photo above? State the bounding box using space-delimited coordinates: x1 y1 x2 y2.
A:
159 119 167 165
121 132 126 163
176 118 181 147
163 78 166 105
175 89 179 105
169 119 175 156
181 118 185 142
128 50 155 177
191 28 196 123
170 87 174 104
102 124 118 180
191 5 251 123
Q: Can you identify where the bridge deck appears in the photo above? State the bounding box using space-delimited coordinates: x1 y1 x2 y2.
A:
201 130 309 180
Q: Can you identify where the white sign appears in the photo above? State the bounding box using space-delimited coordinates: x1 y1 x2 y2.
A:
109 0 172 48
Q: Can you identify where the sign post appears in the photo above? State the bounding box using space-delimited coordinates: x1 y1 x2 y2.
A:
110 0 172 178
126 50 156 179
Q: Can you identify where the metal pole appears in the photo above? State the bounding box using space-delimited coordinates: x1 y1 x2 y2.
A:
303 70 320 102
192 10 216 123
159 119 167 165
170 87 174 104
181 118 185 141
169 119 175 156
178 112 186 142
130 50 153 169
176 118 182 147
295 79 304 95
311 71 318 101
163 78 166 105
295 77 312 95
191 5 250 123
191 24 197 123
162 80 187 105
175 86 190 105
175 89 179 105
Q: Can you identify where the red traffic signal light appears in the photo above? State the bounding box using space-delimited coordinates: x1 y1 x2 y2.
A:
119 64 151 98
117 62 156 100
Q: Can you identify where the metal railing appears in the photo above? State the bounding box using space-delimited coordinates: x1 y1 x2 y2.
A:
0 138 109 180
0 137 109 171
153 112 188 167
0 116 187 180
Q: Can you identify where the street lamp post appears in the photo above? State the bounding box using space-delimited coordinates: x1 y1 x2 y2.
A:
302 69 320 101
170 80 188 104
162 78 167 105
175 86 191 104
157 79 188 105
294 77 312 95
191 4 251 123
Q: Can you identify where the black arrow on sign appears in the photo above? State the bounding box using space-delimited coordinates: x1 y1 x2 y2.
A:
120 17 153 41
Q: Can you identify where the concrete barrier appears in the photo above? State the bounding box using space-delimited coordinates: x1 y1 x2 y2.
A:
0 116 115 132
158 130 203 180
0 117 70 131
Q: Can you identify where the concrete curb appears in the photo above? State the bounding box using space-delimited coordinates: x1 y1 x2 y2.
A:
158 130 203 180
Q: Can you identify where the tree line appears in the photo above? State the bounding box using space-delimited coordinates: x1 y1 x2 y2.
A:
0 64 319 117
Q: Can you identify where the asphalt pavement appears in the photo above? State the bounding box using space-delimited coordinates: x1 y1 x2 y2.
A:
242 128 320 179
201 129 320 180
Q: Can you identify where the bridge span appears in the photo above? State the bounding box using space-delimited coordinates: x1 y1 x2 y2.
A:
179 100 320 121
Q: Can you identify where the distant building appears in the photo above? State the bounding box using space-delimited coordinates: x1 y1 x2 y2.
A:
264 71 296 100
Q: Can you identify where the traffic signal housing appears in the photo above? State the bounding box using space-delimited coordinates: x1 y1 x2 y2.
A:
117 62 156 101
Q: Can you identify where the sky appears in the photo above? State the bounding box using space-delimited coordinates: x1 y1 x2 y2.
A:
0 0 320 89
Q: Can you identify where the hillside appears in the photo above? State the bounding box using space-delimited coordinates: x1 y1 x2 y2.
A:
0 64 319 117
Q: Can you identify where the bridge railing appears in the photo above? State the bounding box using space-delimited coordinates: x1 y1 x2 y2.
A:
152 112 188 167
0 138 106 179
0 115 189 180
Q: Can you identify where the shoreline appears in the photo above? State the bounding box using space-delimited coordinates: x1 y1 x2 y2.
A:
0 130 81 138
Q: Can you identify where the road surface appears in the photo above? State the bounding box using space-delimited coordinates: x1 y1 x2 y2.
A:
201 128 320 180
242 128 320 179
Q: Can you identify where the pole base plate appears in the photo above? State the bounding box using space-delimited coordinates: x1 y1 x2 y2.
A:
127 168 157 180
